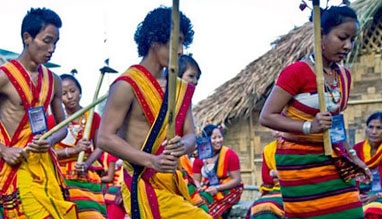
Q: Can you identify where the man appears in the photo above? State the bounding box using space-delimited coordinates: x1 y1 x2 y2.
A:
0 8 77 218
98 6 212 219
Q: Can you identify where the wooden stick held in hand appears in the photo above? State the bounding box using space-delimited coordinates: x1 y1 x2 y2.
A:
24 94 108 153
312 0 332 156
166 0 180 140
77 73 105 163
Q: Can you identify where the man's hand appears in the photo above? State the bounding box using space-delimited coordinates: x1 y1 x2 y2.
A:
163 136 185 157
2 147 28 166
26 135 50 153
151 153 178 173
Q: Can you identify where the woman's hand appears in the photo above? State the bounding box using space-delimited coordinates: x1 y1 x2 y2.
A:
311 112 332 133
205 185 219 196
73 138 90 154
270 169 279 183
360 193 380 204
75 161 88 175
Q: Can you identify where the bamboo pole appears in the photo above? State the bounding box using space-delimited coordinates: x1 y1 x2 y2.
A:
77 73 105 163
166 0 180 140
313 0 332 156
24 94 108 152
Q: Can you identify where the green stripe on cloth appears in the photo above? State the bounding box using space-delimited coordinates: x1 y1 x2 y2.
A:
281 178 354 197
275 153 329 166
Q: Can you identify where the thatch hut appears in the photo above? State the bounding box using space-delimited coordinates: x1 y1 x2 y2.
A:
193 0 382 186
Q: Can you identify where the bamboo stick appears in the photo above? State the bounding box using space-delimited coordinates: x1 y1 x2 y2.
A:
24 94 108 152
77 73 105 163
313 0 332 156
166 0 180 140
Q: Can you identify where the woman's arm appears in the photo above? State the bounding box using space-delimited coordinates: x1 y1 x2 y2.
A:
260 86 332 134
101 162 116 183
216 169 241 191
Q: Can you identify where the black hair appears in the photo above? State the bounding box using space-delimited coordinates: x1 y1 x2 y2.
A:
366 112 382 126
21 8 62 45
60 74 82 94
202 124 220 137
178 54 201 80
134 6 194 57
310 5 358 34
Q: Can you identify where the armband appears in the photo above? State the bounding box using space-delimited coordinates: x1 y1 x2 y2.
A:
65 148 70 157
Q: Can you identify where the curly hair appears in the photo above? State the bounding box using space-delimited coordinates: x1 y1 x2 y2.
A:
134 6 194 57
21 8 62 44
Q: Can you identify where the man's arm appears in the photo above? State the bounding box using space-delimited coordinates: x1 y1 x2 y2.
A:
164 106 196 157
180 106 196 154
47 74 67 145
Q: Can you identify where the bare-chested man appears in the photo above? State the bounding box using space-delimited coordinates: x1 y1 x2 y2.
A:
97 6 212 219
0 8 77 219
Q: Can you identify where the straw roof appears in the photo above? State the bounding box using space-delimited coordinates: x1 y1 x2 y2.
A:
193 0 382 127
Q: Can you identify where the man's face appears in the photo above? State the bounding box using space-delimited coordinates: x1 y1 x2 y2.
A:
157 32 185 68
25 24 59 64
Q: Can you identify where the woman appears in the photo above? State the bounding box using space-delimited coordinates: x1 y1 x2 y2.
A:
48 74 106 218
354 112 382 218
193 124 243 219
177 54 209 212
259 5 370 218
246 131 284 219
100 153 128 219
178 54 202 86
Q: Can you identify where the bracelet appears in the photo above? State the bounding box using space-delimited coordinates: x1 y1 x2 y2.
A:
377 192 382 199
216 185 220 191
64 148 70 157
302 121 312 134
348 149 357 157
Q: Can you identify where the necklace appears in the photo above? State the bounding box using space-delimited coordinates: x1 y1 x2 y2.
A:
68 115 86 139
324 77 342 104
309 54 342 104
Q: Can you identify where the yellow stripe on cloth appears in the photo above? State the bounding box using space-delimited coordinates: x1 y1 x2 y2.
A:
18 153 77 219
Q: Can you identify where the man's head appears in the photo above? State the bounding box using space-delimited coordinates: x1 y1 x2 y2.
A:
134 6 194 58
21 8 62 64
21 8 62 47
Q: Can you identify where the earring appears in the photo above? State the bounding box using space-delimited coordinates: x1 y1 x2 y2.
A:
79 94 82 98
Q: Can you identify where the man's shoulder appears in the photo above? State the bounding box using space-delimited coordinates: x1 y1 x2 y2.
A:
0 67 11 87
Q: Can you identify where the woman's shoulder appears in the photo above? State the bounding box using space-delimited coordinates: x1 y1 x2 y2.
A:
281 61 312 73
222 146 239 157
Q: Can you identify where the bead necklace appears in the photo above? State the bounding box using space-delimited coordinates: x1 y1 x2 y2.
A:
68 115 86 140
324 78 342 104
309 54 342 104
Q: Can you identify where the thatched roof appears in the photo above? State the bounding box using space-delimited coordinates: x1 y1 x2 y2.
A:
193 0 382 127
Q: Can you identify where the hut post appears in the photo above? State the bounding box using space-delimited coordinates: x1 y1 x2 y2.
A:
248 112 256 185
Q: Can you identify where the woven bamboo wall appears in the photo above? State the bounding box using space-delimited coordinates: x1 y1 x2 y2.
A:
345 52 382 145
223 112 274 187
